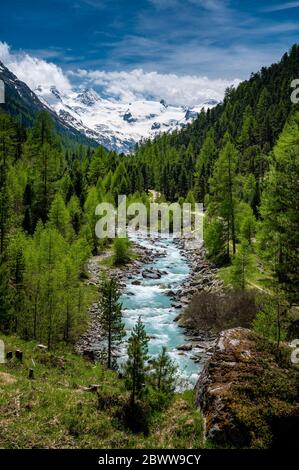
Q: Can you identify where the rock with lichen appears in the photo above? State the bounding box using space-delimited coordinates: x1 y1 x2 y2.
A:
196 327 299 448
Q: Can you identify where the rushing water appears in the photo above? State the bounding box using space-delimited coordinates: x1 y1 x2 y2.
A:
120 233 201 387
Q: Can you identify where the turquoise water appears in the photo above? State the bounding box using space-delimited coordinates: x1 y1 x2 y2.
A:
120 233 200 387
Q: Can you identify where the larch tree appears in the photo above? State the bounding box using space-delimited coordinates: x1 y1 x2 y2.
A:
98 276 125 369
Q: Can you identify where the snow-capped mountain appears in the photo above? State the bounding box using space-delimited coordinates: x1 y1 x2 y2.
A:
35 85 219 153
0 58 219 153
0 60 96 147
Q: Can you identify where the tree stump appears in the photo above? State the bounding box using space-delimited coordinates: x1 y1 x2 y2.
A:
15 350 23 362
6 351 13 361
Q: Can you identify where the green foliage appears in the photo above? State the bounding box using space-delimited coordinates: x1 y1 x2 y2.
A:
259 112 299 304
113 237 130 265
253 293 290 347
148 347 177 409
48 193 71 239
125 317 149 405
204 216 227 265
230 242 254 290
208 137 239 257
84 186 99 255
98 276 125 369
0 334 203 448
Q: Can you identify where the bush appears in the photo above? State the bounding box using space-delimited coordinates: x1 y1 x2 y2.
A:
120 399 151 434
185 289 259 333
113 237 130 265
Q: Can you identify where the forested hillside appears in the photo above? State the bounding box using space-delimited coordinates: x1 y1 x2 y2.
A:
0 109 134 346
122 44 299 309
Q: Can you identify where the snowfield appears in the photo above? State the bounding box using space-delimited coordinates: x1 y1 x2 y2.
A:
35 85 219 153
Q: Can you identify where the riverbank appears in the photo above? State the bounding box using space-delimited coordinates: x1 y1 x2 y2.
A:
76 239 156 357
77 233 224 384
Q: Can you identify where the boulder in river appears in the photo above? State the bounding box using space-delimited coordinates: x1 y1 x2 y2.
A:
177 343 193 351
142 268 162 279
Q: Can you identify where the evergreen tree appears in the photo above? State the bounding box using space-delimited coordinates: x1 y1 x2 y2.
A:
68 195 82 235
0 262 12 333
98 277 125 369
195 129 217 200
125 317 149 406
113 237 130 265
88 146 107 185
208 137 239 258
84 186 99 254
48 193 71 239
259 112 299 304
230 242 253 290
150 347 177 396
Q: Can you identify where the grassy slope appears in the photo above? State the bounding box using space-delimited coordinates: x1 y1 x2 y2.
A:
0 334 203 449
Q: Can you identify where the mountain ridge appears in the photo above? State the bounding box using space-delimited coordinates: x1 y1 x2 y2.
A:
0 60 97 147
0 59 220 153
34 83 220 153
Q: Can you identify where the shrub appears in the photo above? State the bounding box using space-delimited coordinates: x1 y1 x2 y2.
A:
185 289 259 333
113 237 130 265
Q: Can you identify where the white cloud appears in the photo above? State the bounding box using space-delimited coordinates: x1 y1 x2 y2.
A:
0 42 72 92
0 41 239 107
263 1 299 12
72 68 239 106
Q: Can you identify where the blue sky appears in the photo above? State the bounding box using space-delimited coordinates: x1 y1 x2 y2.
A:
0 1 298 105
1 0 299 77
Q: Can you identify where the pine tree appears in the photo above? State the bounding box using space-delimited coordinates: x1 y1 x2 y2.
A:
88 146 107 185
125 317 149 406
256 88 272 149
195 129 217 200
9 232 26 333
22 180 34 234
98 276 125 369
48 193 71 239
230 242 253 290
259 112 299 304
34 143 64 222
0 114 15 254
68 195 82 235
208 136 239 258
84 186 99 254
150 347 177 395
0 262 12 333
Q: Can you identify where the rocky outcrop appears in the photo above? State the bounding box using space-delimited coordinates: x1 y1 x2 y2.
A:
196 327 299 448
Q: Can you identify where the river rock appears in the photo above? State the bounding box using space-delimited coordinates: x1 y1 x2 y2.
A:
177 343 193 351
172 302 182 309
142 269 162 279
174 313 183 322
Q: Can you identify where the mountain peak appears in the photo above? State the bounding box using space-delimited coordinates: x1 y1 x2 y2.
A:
76 88 100 106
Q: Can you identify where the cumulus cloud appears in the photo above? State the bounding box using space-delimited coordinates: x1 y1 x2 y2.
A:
0 41 239 106
0 42 72 92
72 68 239 106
